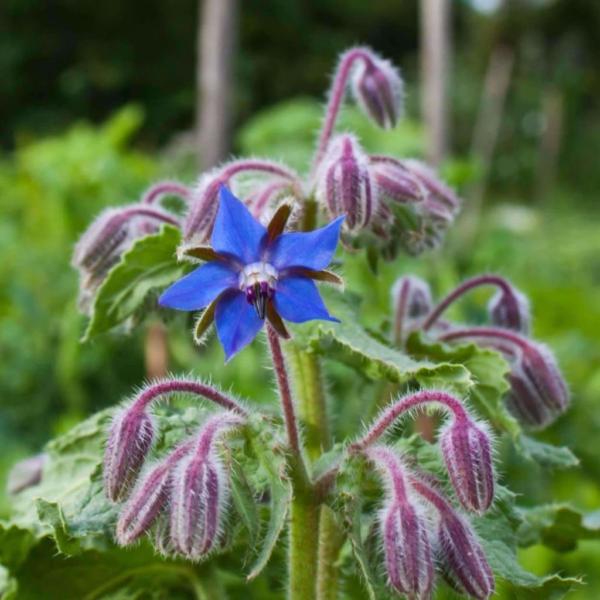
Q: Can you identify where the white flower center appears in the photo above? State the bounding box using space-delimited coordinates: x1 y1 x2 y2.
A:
239 262 278 319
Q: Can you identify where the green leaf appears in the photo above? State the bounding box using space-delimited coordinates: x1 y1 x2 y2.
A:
517 504 600 552
516 435 579 470
406 331 519 437
84 225 189 340
230 462 260 548
291 291 471 392
245 417 291 581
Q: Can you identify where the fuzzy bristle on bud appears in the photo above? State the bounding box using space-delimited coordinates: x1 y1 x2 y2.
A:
316 134 376 231
169 413 243 560
487 286 530 334
367 447 435 599
507 342 569 429
350 52 404 129
391 275 433 345
116 441 192 546
103 405 154 502
410 477 494 600
440 416 495 513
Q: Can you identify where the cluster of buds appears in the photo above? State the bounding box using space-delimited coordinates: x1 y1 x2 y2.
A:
391 274 568 429
102 378 247 560
352 390 496 599
182 159 303 245
72 181 189 312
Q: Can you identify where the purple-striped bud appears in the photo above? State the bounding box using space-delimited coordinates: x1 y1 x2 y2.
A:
507 342 569 429
350 51 404 129
170 413 243 560
440 416 495 513
116 441 192 545
391 275 433 345
316 134 376 231
367 447 435 600
371 158 426 205
411 477 494 600
487 286 530 334
103 405 154 502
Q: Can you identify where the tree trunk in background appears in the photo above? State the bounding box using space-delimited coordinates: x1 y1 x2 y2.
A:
145 322 169 380
536 87 563 201
197 0 237 169
420 0 451 167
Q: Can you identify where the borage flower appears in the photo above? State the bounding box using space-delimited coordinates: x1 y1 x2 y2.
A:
160 187 343 360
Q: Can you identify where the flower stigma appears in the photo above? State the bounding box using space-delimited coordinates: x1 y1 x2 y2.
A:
239 262 278 319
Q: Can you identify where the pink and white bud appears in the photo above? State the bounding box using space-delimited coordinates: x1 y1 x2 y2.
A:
7 454 46 495
440 416 495 513
170 413 243 560
370 157 426 205
507 342 569 429
487 285 530 334
316 134 376 231
103 405 154 502
410 477 494 600
391 275 433 345
350 51 404 129
116 441 192 546
367 447 435 600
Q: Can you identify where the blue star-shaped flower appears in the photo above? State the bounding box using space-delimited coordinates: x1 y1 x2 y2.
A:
159 187 344 360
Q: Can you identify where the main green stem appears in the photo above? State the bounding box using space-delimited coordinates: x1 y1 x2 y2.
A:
287 344 344 600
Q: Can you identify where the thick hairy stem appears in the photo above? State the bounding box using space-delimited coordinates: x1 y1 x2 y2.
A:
350 390 468 451
131 378 247 416
422 274 515 331
316 505 344 600
141 181 191 205
311 48 374 175
286 344 330 461
289 492 320 600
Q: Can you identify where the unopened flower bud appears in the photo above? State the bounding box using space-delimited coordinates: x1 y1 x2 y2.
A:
170 413 243 560
350 51 404 129
371 157 425 205
103 405 155 502
391 275 433 345
116 441 192 545
507 342 569 429
487 285 530 334
440 416 495 513
367 447 435 599
316 135 376 231
410 477 494 600
7 454 46 495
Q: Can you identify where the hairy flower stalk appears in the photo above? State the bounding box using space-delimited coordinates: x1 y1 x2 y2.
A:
422 275 530 334
141 180 192 205
313 47 403 172
170 412 244 559
439 327 569 428
410 477 495 600
367 447 435 599
351 390 495 513
391 275 433 345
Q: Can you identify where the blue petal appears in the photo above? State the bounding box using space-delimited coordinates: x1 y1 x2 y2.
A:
273 276 339 323
268 216 344 271
159 262 237 311
215 291 264 361
211 186 267 264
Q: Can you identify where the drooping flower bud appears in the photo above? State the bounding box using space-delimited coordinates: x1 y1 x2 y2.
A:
72 204 180 312
7 454 47 495
487 285 530 334
391 275 433 345
440 416 495 513
103 404 155 502
170 413 243 560
507 341 569 429
371 157 426 205
116 440 193 546
315 134 377 231
367 447 435 600
410 476 494 600
350 51 404 129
